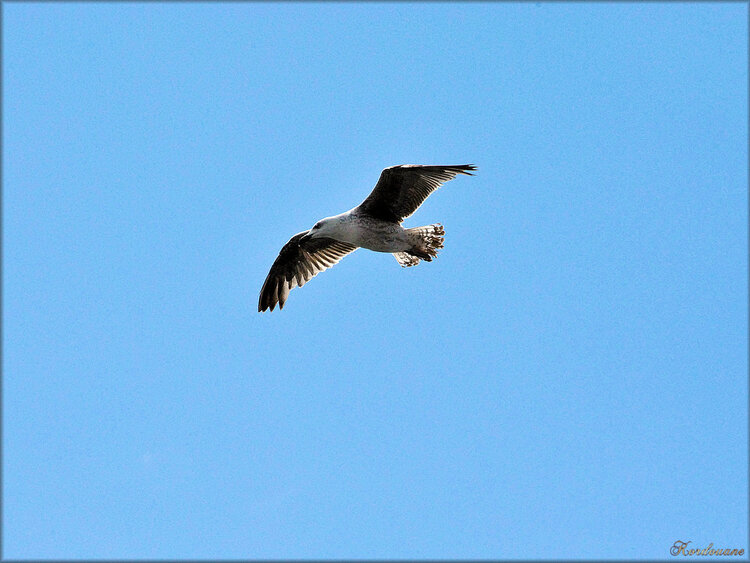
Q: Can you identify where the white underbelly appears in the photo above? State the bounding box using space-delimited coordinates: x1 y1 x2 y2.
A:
336 221 410 253
358 232 411 253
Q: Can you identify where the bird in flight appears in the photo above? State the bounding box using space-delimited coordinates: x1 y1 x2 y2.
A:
258 164 476 312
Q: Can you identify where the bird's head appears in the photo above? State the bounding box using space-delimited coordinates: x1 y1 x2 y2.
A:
300 217 335 243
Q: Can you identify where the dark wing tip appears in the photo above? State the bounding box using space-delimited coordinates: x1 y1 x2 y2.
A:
450 164 477 175
258 291 266 312
397 163 477 175
258 276 280 312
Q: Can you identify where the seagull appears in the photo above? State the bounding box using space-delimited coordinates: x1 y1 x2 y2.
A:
258 164 476 312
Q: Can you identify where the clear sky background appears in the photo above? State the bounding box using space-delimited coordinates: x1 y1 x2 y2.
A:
3 2 747 560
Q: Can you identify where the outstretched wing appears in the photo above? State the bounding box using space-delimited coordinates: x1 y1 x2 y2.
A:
356 164 476 223
258 232 358 312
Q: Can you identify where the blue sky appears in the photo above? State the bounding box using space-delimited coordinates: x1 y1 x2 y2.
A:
3 2 747 560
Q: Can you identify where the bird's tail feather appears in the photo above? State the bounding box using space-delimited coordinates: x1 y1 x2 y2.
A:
392 223 445 267
392 252 421 267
